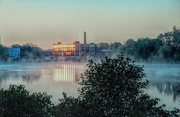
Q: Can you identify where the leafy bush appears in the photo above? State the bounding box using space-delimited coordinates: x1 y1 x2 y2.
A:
0 85 53 117
78 55 179 116
52 92 88 117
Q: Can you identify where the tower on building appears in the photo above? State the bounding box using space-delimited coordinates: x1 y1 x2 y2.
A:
84 32 86 44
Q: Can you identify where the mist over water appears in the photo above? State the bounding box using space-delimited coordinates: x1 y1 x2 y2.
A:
0 63 85 104
0 62 180 109
142 63 180 110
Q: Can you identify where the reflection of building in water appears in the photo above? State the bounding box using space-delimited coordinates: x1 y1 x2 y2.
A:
53 64 79 82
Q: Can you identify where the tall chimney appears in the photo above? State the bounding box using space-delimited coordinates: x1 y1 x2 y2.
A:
84 32 86 44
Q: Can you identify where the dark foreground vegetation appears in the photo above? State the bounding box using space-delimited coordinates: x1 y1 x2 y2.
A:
0 55 179 117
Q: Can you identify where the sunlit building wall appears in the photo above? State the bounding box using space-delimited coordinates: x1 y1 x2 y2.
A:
53 41 80 58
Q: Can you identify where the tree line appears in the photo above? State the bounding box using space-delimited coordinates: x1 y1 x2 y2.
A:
109 26 180 62
0 26 180 62
0 43 43 62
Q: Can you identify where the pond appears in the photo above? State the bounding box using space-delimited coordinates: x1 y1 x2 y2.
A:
0 62 180 110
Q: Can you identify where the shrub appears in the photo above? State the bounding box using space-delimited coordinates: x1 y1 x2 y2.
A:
0 85 53 117
78 55 179 116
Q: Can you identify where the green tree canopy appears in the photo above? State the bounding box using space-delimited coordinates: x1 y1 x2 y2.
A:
78 55 179 116
0 45 8 61
132 38 162 61
158 44 176 61
0 85 53 117
11 43 43 59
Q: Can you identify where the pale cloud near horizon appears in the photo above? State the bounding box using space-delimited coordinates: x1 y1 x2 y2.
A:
0 0 180 49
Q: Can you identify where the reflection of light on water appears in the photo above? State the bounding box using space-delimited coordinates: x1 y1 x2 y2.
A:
53 64 76 82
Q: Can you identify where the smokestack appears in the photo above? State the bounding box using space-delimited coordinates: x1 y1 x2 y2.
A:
84 32 86 44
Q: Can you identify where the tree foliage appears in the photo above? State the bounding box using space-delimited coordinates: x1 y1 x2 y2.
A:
11 43 43 59
0 45 8 61
0 85 53 117
78 55 179 116
131 38 163 61
158 44 176 61
108 26 180 62
109 42 122 56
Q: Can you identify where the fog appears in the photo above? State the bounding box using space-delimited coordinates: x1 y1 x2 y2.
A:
0 62 85 104
141 63 180 110
0 62 180 109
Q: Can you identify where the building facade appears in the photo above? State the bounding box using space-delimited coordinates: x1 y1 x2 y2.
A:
53 41 80 59
8 48 20 59
52 32 109 60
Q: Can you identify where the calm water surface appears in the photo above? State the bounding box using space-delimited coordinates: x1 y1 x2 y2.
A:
0 62 180 110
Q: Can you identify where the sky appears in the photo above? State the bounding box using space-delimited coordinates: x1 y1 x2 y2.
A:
0 0 180 49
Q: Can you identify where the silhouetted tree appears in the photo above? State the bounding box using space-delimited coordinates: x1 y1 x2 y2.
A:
78 55 179 116
109 42 122 56
11 43 43 59
0 85 53 117
0 45 8 61
158 44 176 61
131 38 162 61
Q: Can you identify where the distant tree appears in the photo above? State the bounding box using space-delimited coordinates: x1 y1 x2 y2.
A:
109 42 122 50
0 45 8 61
172 26 180 48
131 38 162 61
20 43 43 59
11 44 21 48
158 44 176 61
109 42 122 56
99 43 109 50
22 43 38 47
125 39 135 47
10 43 43 60
124 39 135 56
157 26 180 47
174 54 180 62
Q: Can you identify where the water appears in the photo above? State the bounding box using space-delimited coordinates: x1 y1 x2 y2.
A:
143 63 180 110
0 63 84 104
0 62 180 110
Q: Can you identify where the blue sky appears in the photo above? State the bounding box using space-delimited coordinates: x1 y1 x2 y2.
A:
0 0 179 49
